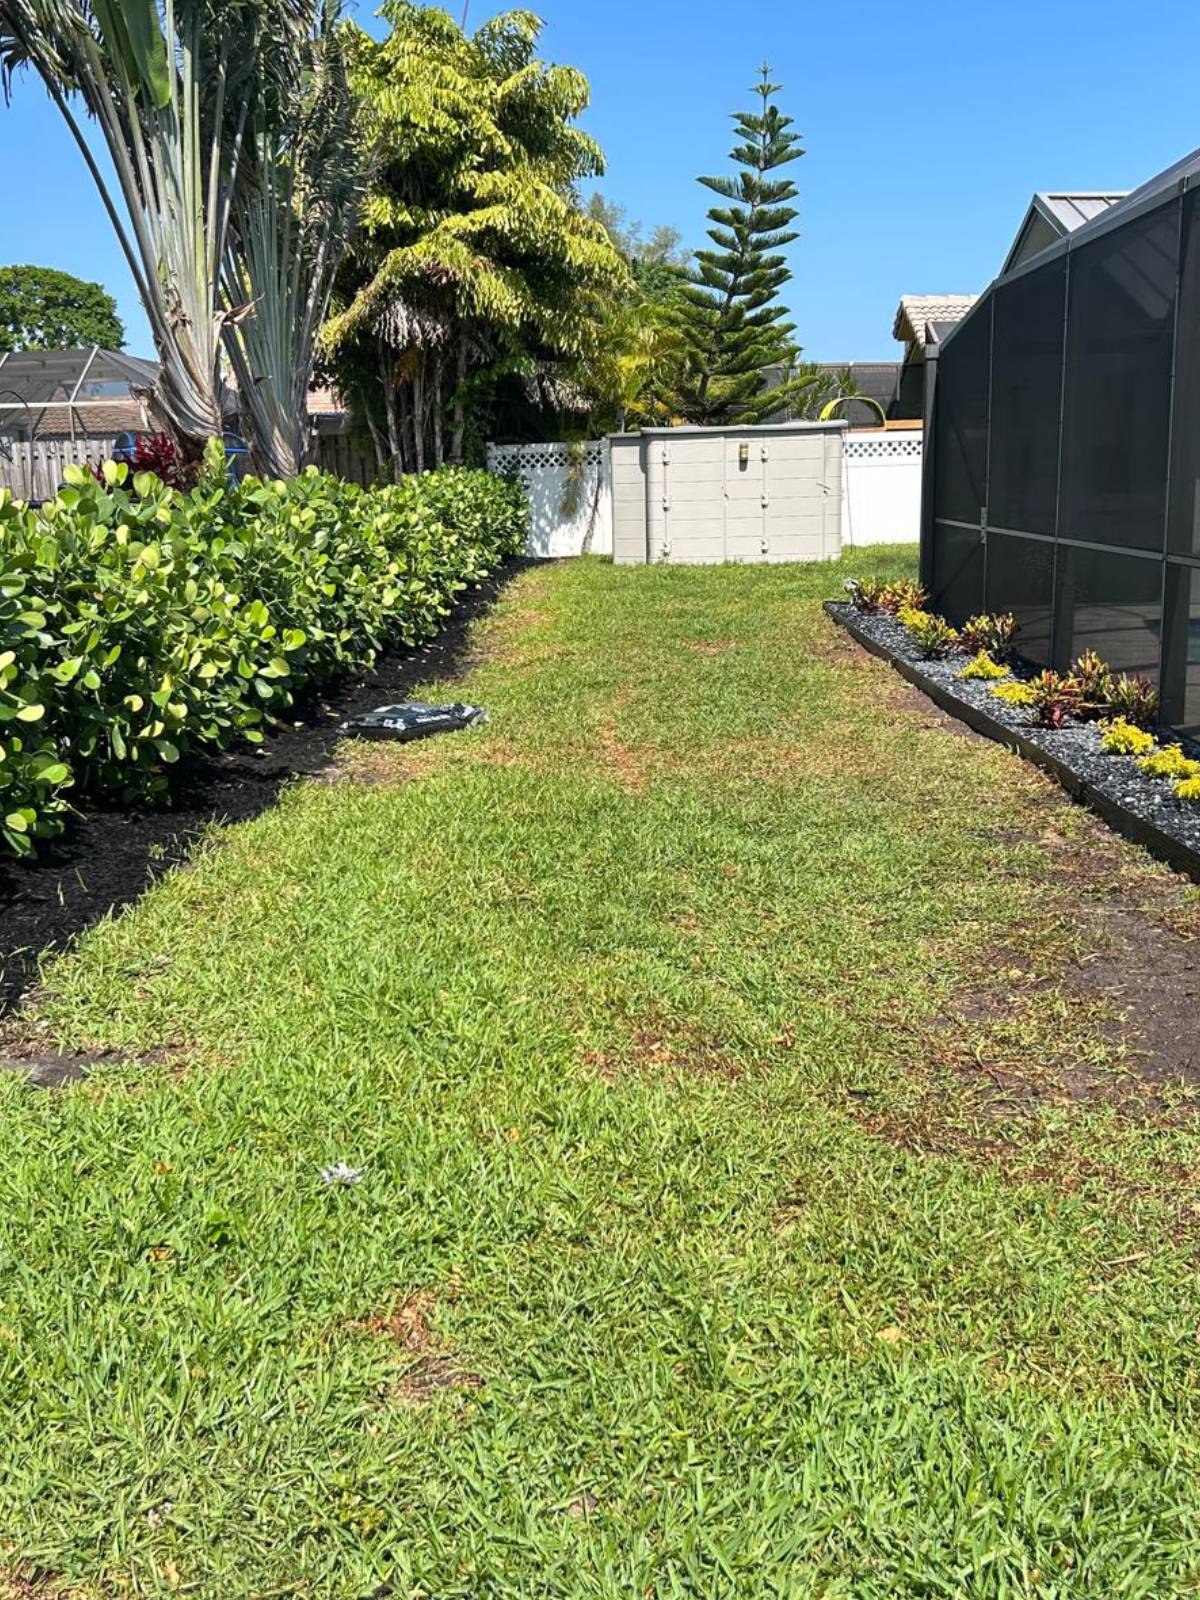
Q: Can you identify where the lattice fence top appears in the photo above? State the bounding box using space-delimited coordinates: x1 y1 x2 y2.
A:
844 433 923 461
487 441 604 477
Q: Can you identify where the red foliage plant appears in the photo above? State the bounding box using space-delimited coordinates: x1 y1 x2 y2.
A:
91 433 194 492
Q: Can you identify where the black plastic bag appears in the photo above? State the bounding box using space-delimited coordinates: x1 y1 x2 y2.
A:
339 701 489 743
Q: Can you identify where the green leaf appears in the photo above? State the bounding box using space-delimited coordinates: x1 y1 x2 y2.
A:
15 703 44 723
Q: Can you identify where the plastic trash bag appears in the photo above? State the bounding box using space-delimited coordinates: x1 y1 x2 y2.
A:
339 701 489 743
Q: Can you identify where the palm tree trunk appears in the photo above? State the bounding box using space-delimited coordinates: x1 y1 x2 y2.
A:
412 361 426 474
380 349 404 480
449 331 468 465
431 349 444 467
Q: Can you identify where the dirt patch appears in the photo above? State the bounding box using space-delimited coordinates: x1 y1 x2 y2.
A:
582 1023 745 1084
356 1292 482 1403
596 722 649 791
0 561 539 1017
0 1015 186 1090
836 619 1200 1103
0 1572 91 1600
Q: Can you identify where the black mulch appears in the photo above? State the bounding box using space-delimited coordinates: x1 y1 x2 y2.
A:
0 558 539 1016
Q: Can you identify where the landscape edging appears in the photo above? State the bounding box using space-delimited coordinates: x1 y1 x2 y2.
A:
824 600 1200 885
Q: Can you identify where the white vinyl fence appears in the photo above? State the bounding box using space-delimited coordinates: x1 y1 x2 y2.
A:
0 436 120 501
486 441 612 557
489 430 921 559
842 429 922 546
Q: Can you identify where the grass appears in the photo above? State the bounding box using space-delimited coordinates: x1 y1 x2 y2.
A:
4 543 1200 1597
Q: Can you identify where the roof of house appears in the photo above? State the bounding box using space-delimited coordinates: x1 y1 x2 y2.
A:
306 385 345 417
0 346 157 409
0 348 156 438
892 296 977 351
15 401 150 439
1001 191 1128 274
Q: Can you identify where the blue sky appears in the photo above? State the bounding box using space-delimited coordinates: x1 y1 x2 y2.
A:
1 0 1198 361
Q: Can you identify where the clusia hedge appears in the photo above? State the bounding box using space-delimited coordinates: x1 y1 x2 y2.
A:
0 450 526 856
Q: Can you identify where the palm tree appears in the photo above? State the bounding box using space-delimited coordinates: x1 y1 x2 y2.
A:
0 0 357 470
223 1 360 477
322 3 627 477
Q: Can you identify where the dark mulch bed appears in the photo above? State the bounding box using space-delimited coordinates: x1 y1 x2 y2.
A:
0 559 537 1016
827 601 1200 883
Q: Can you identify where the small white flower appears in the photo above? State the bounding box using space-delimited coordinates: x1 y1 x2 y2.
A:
320 1161 364 1187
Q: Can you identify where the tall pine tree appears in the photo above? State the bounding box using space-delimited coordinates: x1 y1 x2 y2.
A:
673 67 808 424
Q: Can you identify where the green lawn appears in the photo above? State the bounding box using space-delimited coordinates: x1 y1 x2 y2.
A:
5 545 1200 1598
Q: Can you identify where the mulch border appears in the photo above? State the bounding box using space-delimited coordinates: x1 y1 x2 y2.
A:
825 599 1200 886
0 558 542 1017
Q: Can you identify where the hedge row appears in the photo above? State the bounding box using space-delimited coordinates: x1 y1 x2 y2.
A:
0 457 526 856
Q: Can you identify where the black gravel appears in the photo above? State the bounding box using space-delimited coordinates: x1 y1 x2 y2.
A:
0 558 539 1016
828 600 1200 868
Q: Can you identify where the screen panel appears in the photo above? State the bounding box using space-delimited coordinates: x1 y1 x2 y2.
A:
985 531 1055 666
987 259 1066 538
932 303 991 528
1168 189 1200 557
1160 562 1200 732
1053 543 1162 679
931 520 984 624
1059 201 1179 551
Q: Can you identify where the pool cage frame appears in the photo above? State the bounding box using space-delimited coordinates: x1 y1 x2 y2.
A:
920 147 1200 738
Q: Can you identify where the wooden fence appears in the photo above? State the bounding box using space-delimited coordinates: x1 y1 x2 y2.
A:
0 430 379 500
314 431 376 486
0 436 120 501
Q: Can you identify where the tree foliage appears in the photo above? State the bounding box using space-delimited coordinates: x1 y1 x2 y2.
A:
0 265 125 351
321 3 629 476
0 0 358 472
671 67 816 425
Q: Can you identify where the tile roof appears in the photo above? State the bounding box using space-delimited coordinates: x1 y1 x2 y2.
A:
306 386 346 417
892 295 978 349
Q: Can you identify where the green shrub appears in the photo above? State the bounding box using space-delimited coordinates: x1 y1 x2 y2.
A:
0 461 526 854
845 577 887 613
1175 776 1200 804
1100 718 1156 757
959 650 1008 681
895 604 929 629
846 577 929 616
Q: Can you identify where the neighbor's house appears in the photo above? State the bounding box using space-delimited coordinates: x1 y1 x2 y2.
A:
1001 191 1128 273
0 347 349 443
892 296 977 420
922 149 1200 732
0 347 156 441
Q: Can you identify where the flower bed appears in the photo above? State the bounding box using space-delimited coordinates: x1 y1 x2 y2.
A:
826 593 1200 880
0 454 526 856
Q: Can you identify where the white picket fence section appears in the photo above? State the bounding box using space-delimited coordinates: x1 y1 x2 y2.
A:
0 436 120 501
486 441 612 557
489 431 921 557
842 429 923 546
